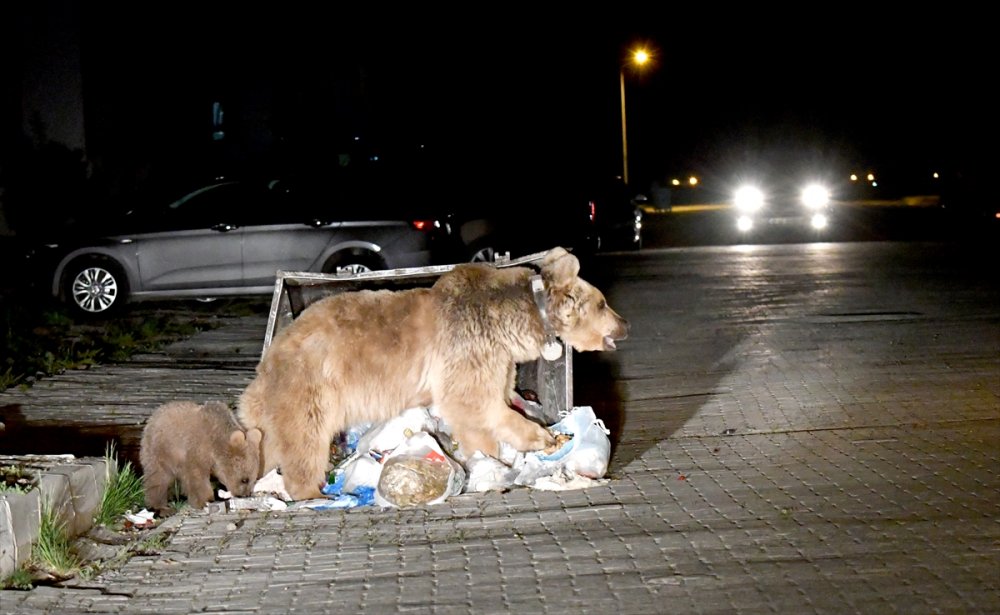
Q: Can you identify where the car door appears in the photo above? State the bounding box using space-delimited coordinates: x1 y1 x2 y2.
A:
240 183 346 287
133 182 247 291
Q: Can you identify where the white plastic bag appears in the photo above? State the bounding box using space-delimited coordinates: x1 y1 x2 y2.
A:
336 454 383 494
355 407 442 458
464 451 519 492
514 406 611 486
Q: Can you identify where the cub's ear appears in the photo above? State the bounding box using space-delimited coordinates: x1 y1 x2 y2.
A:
246 428 263 447
540 247 579 289
228 430 247 448
204 401 229 413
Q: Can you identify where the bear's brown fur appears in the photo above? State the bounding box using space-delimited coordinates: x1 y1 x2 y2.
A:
140 400 262 511
238 247 628 500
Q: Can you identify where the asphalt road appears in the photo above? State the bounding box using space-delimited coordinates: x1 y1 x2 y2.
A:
577 232 998 457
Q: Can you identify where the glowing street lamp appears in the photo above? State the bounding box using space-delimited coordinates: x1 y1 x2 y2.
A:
620 47 650 186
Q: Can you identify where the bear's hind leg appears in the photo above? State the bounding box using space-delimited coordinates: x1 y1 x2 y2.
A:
141 464 173 511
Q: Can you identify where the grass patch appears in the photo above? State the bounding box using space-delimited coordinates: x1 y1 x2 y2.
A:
0 366 23 390
134 532 169 555
94 443 145 528
1 442 163 589
0 464 38 493
33 500 82 579
169 481 188 512
2 567 33 590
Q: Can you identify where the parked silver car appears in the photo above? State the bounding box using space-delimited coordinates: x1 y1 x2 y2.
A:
25 178 446 316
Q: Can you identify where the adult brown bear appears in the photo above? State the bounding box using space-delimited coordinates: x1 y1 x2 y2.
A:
238 247 628 500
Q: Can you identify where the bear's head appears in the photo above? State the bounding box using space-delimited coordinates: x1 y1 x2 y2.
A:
540 247 629 352
217 428 263 498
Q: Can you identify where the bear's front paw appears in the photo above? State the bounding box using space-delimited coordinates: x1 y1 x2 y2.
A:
525 424 557 452
542 432 574 454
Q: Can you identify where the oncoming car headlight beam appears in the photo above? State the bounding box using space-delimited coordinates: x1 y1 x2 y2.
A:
734 185 765 213
801 183 830 210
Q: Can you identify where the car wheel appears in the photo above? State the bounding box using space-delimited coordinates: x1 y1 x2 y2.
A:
62 257 129 317
322 250 385 276
468 237 512 263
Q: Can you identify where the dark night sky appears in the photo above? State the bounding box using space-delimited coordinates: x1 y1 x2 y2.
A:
211 7 992 183
10 4 995 190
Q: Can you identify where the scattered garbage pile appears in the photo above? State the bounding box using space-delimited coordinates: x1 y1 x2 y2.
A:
219 395 612 512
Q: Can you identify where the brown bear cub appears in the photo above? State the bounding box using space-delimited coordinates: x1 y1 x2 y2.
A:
140 400 262 512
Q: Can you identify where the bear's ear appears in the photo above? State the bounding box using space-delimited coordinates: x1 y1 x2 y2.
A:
228 430 247 448
246 428 263 447
541 246 579 289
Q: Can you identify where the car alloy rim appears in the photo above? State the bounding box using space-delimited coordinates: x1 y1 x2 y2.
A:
71 266 118 313
335 263 372 275
471 247 495 263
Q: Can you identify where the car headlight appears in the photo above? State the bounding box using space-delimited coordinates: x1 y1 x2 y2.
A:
734 185 764 213
800 183 830 209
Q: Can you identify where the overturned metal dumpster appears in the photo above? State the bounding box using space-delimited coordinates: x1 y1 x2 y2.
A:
260 251 573 423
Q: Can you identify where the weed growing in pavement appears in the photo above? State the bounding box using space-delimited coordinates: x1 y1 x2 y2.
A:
152 480 190 514
4 445 166 589
0 464 37 493
0 366 23 390
134 531 169 554
39 345 102 374
2 567 33 590
33 499 82 580
94 443 145 528
76 528 171 581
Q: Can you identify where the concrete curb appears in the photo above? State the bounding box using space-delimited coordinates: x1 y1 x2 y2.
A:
0 455 112 580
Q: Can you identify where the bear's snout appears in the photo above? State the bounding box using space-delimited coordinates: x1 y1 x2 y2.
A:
227 476 256 497
601 314 629 351
614 316 629 340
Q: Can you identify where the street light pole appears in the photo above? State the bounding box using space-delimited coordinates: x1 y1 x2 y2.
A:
619 48 650 188
620 69 630 186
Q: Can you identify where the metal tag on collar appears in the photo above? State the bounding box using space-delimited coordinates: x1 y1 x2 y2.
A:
530 275 546 302
541 339 563 361
530 275 563 361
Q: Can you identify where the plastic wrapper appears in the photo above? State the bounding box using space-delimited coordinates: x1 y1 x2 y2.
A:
249 468 293 502
464 451 519 492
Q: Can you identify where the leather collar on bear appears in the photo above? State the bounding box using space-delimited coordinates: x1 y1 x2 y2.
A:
529 274 563 361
